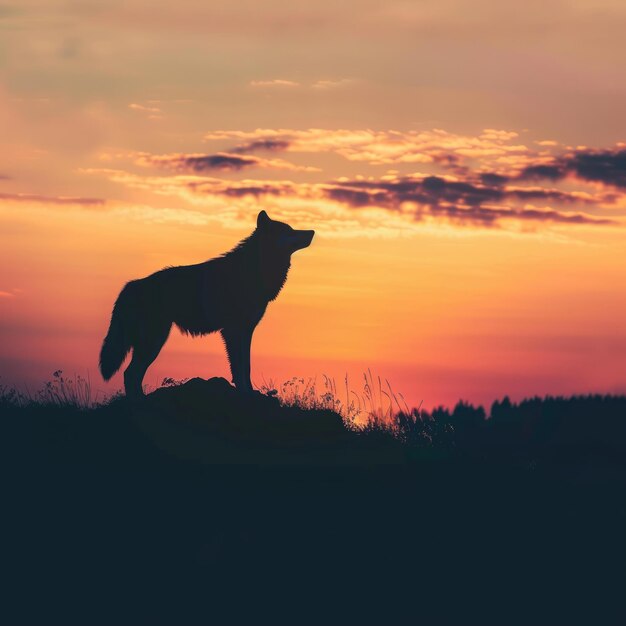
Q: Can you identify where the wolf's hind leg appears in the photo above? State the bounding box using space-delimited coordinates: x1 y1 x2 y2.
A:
124 323 171 397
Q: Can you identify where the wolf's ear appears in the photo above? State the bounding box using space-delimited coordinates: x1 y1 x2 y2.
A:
257 210 271 228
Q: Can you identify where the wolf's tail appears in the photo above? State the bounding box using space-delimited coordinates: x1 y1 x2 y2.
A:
99 283 135 381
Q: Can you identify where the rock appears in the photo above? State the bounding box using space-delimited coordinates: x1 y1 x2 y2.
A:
141 377 345 447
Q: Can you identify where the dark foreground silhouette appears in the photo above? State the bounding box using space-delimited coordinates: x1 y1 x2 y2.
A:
2 379 625 625
100 210 314 396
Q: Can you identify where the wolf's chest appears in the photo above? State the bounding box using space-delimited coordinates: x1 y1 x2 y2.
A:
199 271 268 327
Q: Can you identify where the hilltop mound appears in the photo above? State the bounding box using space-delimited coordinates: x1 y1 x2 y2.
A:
129 376 381 464
147 376 345 441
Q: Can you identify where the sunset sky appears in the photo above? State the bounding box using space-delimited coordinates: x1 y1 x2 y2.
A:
1 0 626 410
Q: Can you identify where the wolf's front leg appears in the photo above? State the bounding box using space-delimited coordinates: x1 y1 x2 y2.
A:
237 326 254 393
221 326 254 392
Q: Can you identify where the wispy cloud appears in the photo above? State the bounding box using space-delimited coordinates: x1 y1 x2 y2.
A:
249 78 357 90
133 151 320 173
204 127 532 168
0 192 105 206
128 102 163 120
311 78 355 89
249 79 300 87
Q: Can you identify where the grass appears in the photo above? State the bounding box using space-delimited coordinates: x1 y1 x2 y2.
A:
4 370 626 463
257 368 413 427
1 370 109 410
37 370 97 408
45 366 423 427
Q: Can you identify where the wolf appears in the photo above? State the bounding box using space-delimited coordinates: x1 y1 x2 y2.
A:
99 210 314 397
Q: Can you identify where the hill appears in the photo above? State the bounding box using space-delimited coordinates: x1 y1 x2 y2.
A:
2 377 625 625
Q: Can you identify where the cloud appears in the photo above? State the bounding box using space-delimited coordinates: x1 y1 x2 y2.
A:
87 129 626 236
231 139 292 154
89 167 613 231
326 174 606 209
82 171 422 238
202 128 623 202
186 177 298 199
0 192 105 206
204 130 626 197
249 79 355 90
197 175 617 227
479 172 509 187
128 102 162 120
319 175 614 226
519 164 563 181
204 127 531 167
249 79 300 87
0 290 16 299
129 103 161 114
520 147 626 189
565 148 626 189
134 151 319 173
311 78 355 89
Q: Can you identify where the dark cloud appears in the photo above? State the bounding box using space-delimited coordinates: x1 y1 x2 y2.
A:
185 175 613 227
507 187 590 203
520 164 564 181
329 175 597 209
0 192 105 206
186 180 295 199
325 187 380 207
430 151 471 176
144 152 261 172
231 139 291 154
479 172 509 186
326 179 612 226
138 150 313 172
569 149 626 188
520 148 626 188
179 153 258 172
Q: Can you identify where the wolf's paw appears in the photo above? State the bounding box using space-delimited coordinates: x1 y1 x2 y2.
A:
234 386 255 395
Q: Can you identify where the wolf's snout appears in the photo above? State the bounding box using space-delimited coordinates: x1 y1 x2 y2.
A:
290 230 314 252
300 230 314 249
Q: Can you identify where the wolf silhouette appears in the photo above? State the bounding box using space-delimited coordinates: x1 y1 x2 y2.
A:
99 211 314 397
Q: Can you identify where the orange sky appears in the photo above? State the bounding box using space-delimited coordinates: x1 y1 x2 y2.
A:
1 1 626 409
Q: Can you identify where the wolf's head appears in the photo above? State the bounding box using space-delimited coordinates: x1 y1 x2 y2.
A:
256 210 315 256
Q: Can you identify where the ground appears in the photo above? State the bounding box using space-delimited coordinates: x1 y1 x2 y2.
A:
2 378 625 625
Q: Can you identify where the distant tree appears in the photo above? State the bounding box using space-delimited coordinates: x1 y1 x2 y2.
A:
490 396 514 422
446 401 486 449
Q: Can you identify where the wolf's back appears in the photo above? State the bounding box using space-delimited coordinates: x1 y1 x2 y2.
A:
99 282 136 381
